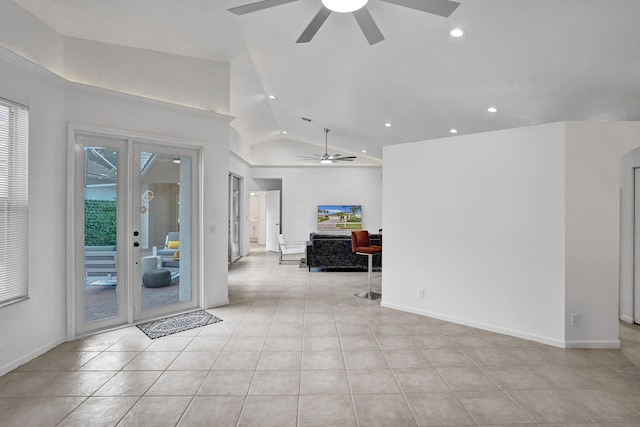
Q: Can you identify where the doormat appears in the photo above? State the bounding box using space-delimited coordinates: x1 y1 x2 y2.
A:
137 310 223 339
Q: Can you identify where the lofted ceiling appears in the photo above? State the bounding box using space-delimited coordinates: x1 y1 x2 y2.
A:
12 0 640 162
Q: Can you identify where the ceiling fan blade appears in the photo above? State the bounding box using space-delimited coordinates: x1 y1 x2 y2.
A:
297 155 322 159
379 0 460 17
334 156 357 161
353 7 384 45
296 6 332 43
228 0 299 15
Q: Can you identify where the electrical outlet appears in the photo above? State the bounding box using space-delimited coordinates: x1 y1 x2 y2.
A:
418 288 425 299
571 313 580 326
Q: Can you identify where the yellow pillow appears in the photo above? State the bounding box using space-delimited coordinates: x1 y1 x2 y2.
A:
167 240 179 249
173 250 180 258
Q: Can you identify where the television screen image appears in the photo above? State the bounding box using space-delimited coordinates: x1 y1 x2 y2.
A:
317 205 362 231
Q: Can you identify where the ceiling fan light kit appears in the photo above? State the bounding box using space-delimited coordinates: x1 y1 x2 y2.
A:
229 0 460 45
322 0 368 13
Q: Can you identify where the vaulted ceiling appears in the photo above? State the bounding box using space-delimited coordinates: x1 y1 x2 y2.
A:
13 0 640 162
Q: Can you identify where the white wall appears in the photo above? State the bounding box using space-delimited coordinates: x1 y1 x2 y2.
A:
564 122 640 346
0 49 232 375
250 166 383 243
65 86 232 309
383 124 568 347
0 2 233 373
0 0 65 74
229 127 251 163
0 49 67 376
64 37 230 114
384 121 640 348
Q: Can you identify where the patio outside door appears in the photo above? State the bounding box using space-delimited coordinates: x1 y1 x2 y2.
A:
133 143 197 321
75 132 199 335
229 174 242 263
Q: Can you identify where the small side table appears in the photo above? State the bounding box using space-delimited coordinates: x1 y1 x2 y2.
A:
141 256 159 274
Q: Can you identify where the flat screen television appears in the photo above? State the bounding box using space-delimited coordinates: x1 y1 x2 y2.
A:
317 205 362 231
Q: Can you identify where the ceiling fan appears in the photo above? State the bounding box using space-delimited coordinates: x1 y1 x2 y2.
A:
298 128 356 163
228 0 460 45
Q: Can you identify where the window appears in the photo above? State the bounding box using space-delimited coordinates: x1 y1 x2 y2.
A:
0 97 28 307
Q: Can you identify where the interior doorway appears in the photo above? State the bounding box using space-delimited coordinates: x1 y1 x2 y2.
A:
248 190 280 252
249 192 264 245
249 179 282 252
620 147 640 324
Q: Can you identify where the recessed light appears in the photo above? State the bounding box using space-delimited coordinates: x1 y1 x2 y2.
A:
267 94 276 100
449 129 458 134
450 28 465 38
384 122 392 127
282 131 287 134
362 150 367 153
487 107 498 113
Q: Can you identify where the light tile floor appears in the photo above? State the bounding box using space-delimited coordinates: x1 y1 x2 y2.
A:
2 246 640 426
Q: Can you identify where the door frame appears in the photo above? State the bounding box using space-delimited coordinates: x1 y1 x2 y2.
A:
228 173 243 263
131 142 200 321
265 190 281 253
620 147 640 324
66 123 203 339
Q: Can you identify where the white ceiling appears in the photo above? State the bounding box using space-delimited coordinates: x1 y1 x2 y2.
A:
13 0 640 161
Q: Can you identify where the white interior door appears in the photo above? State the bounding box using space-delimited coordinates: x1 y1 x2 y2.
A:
265 190 280 252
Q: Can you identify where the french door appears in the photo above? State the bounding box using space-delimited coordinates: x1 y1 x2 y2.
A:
73 131 199 335
229 174 242 263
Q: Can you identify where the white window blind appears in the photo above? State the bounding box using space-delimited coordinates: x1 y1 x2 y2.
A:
0 98 29 307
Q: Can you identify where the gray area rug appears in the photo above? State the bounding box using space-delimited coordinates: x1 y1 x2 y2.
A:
137 310 223 339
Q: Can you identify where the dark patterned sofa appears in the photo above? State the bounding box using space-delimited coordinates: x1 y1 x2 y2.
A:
306 233 382 271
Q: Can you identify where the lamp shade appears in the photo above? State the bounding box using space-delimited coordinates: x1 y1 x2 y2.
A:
322 0 368 13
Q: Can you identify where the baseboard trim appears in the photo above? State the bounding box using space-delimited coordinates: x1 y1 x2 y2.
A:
381 301 567 348
207 299 229 309
620 315 635 323
0 336 66 377
564 340 621 349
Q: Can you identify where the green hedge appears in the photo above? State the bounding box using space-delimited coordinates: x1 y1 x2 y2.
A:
85 199 117 246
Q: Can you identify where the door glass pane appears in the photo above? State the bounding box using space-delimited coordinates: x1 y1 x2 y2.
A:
139 152 192 314
83 146 119 323
229 175 241 262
